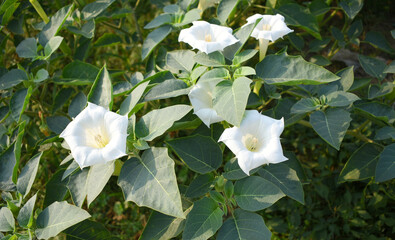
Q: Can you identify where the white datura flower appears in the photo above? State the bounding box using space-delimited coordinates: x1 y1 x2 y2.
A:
60 102 128 169
178 21 239 54
219 110 288 175
242 14 293 42
188 80 223 127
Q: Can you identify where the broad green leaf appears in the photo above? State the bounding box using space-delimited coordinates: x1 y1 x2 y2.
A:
0 69 28 90
185 173 215 198
15 38 37 58
35 201 91 239
368 82 394 99
0 106 9 122
217 209 271 240
53 88 74 114
290 98 319 114
0 144 15 191
46 116 70 134
68 92 87 118
82 0 116 20
67 20 95 38
17 194 37 228
349 77 371 91
258 163 304 204
0 207 14 232
166 50 196 72
87 161 115 206
354 102 395 124
142 25 172 60
234 66 255 78
336 66 354 91
384 61 395 74
43 170 70 207
94 33 122 47
223 20 257 60
283 151 307 183
167 135 222 174
256 53 339 85
119 81 149 116
144 14 172 29
275 3 321 39
17 152 42 197
135 105 192 141
326 91 359 107
309 37 331 53
213 77 252 126
339 0 363 19
375 143 395 182
182 197 223 240
143 80 190 102
198 68 230 83
309 108 351 150
365 31 395 54
44 36 63 58
118 147 184 218
232 49 258 66
67 168 89 207
310 55 331 66
64 220 118 240
223 158 259 180
190 66 207 82
358 54 387 81
163 4 180 13
174 8 201 27
309 0 331 16
87 65 113 110
288 33 305 51
234 176 285 211
59 60 100 85
217 0 241 24
194 51 225 67
10 87 32 122
338 143 383 183
375 126 395 140
38 4 73 46
347 20 363 39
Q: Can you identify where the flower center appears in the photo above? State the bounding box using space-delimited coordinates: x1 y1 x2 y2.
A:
261 23 271 31
94 134 109 148
86 128 110 148
242 134 261 152
205 34 212 42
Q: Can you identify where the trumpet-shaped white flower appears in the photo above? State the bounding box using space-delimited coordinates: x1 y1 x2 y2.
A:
188 80 223 127
178 21 239 54
60 102 128 169
219 110 288 175
242 14 293 42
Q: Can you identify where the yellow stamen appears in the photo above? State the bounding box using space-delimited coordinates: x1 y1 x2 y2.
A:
242 134 260 152
261 24 271 31
94 134 109 148
205 34 212 42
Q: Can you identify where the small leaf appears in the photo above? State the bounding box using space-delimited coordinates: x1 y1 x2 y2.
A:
0 69 28 90
166 50 196 72
142 25 172 60
10 87 32 122
44 36 63 58
326 91 359 107
17 194 37 228
67 20 95 38
94 33 122 47
46 116 70 134
217 0 241 24
119 81 149 116
375 143 395 182
375 126 395 140
34 69 49 83
364 31 395 54
16 38 37 58
81 0 116 20
68 92 87 118
63 220 117 240
368 82 394 99
291 98 319 114
144 14 172 29
232 49 258 66
60 60 100 85
53 88 74 114
194 51 225 67
185 173 215 198
358 54 387 81
0 207 15 232
17 152 42 197
199 68 230 83
339 0 363 19
355 102 395 124
87 161 115 206
143 80 190 102
234 66 255 78
87 65 113 110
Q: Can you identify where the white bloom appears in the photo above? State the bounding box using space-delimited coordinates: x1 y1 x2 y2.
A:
188 80 223 127
242 14 293 42
60 102 128 169
178 21 239 54
219 110 287 175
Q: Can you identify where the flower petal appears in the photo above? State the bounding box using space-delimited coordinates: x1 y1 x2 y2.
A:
219 127 246 155
260 138 288 164
237 150 267 175
101 133 127 160
195 108 223 127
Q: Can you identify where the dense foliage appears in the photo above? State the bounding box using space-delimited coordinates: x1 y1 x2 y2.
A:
0 0 394 239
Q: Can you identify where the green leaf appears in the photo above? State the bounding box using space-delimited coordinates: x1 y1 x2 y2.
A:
87 65 113 110
144 14 172 29
174 8 201 27
15 38 37 58
358 54 387 81
143 79 190 102
68 92 87 118
94 33 122 47
35 201 91 239
34 69 49 83
44 36 63 58
119 81 149 116
167 135 222 174
258 163 304 204
194 51 225 67
87 161 115 206
275 3 321 39
338 143 383 183
17 152 42 198
364 31 395 54
81 0 116 20
234 66 255 78
384 61 395 74
339 0 363 19
288 33 305 51
336 66 354 91
309 0 331 16
166 50 196 72
43 170 70 207
199 68 230 83
38 4 73 47
326 91 360 107
232 49 258 66
217 209 271 240
0 207 14 232
217 0 241 24
223 158 257 180
46 116 70 134
213 77 252 126
135 105 192 141
375 143 395 182
375 126 395 140
0 69 28 90
67 168 89 207
0 106 9 122
310 55 331 66
182 197 223 240
64 220 119 240
1 0 19 25
142 25 172 60
17 194 37 228
234 176 285 211
223 20 257 60
118 147 184 218
10 87 32 122
347 20 363 39
185 173 215 198
256 53 339 85
368 82 394 99
59 60 100 85
309 108 351 150
290 98 319 114
67 20 95 38
354 102 395 124
53 88 74 114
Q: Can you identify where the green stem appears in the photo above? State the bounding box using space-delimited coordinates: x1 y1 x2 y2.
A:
29 0 49 23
